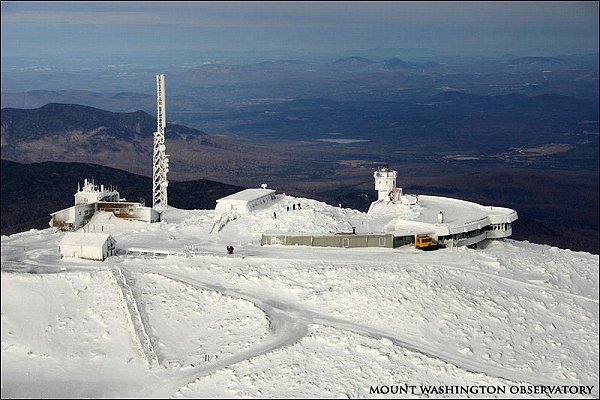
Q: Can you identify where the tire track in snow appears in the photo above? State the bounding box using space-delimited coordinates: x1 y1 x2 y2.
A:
131 268 308 399
139 267 568 397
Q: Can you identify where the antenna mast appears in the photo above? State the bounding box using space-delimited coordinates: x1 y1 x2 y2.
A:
152 74 169 209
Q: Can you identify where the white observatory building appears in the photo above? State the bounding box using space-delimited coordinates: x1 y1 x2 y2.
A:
50 178 159 232
374 164 402 202
367 164 518 248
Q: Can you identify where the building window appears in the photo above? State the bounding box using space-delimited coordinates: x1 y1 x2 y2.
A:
379 237 386 246
342 238 349 248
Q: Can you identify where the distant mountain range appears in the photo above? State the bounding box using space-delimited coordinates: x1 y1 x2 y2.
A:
3 92 596 154
0 159 244 236
3 52 597 98
0 102 206 141
0 103 285 184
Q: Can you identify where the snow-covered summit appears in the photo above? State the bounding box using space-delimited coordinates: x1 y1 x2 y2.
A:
1 191 598 398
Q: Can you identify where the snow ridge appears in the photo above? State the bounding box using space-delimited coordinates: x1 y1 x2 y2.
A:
108 266 159 368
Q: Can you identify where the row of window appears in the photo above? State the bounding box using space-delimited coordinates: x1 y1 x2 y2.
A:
97 208 134 214
78 208 94 217
491 223 511 231
248 196 275 210
341 237 387 247
437 222 512 243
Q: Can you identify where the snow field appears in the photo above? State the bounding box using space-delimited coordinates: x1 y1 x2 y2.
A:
193 248 598 386
477 240 599 300
125 270 270 367
1 271 139 363
220 195 381 238
176 324 517 399
1 229 63 273
1 270 150 398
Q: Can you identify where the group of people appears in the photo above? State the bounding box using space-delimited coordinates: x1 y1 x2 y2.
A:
274 203 302 219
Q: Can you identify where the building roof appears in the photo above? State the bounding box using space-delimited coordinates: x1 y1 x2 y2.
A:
59 232 115 247
369 194 518 236
216 188 275 203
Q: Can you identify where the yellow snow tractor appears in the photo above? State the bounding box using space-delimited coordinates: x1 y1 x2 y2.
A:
415 234 439 250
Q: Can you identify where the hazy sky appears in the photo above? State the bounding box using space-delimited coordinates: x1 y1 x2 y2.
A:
1 1 598 57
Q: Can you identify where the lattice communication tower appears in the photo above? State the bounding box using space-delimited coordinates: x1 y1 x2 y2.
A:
152 74 169 209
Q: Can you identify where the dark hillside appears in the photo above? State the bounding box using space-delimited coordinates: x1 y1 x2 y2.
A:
1 103 205 141
0 160 244 235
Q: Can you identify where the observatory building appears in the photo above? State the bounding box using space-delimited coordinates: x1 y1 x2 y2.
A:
367 164 518 248
50 178 160 232
262 165 517 250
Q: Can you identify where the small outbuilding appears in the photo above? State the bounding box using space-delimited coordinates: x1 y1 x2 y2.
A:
59 232 117 261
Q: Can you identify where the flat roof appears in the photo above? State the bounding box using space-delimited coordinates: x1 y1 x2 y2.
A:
59 232 114 247
216 188 275 203
369 195 517 236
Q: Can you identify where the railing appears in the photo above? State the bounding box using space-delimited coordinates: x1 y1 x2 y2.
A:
210 212 236 234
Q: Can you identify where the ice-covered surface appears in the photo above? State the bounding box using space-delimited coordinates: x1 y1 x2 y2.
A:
1 195 598 398
369 194 517 236
177 324 512 399
216 188 275 202
59 232 112 247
